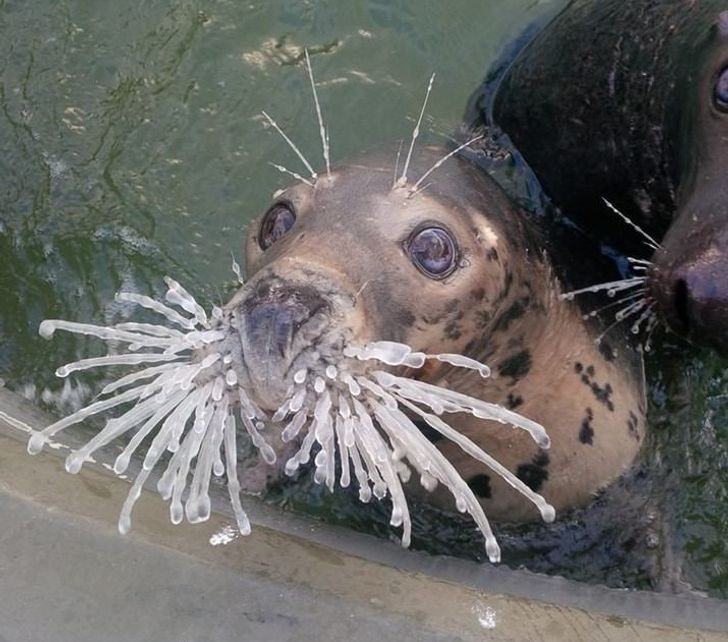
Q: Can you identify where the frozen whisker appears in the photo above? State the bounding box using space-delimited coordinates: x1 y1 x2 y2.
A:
560 276 646 301
407 135 485 197
28 277 268 539
115 292 197 330
113 323 186 339
231 253 245 286
581 289 647 320
392 139 404 189
603 198 662 251
344 341 491 377
397 73 435 188
278 340 552 561
164 277 208 328
268 162 314 187
55 353 185 379
30 276 553 563
304 49 331 179
39 320 187 350
261 110 317 181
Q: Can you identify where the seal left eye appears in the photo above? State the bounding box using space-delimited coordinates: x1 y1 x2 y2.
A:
259 203 296 250
714 67 728 112
407 227 458 279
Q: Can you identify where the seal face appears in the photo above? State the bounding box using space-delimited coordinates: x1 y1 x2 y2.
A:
485 0 728 354
239 148 646 521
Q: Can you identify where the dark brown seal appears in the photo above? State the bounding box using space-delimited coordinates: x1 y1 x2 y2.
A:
484 1 728 354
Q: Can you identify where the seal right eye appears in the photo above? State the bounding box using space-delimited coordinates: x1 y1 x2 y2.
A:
406 226 458 279
714 67 728 112
259 203 296 250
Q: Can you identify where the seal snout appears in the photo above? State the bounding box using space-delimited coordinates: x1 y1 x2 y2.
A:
652 248 728 354
242 281 329 359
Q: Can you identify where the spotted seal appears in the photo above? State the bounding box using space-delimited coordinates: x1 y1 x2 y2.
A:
25 62 645 561
480 1 728 354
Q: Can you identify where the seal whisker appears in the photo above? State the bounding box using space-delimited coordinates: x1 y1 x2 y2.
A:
304 49 331 179
397 73 435 188
603 198 662 250
641 314 660 353
231 252 244 285
582 288 647 320
560 276 646 300
27 276 556 564
392 139 404 189
260 111 317 181
408 135 485 196
268 162 315 187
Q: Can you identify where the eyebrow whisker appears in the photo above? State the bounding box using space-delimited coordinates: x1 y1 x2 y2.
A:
304 49 331 179
268 162 315 187
408 135 484 197
261 111 317 181
392 139 404 189
397 73 435 188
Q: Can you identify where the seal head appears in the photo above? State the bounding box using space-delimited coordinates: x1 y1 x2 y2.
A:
488 1 728 354
227 147 646 521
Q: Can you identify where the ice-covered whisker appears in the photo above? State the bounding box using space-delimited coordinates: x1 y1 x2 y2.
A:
396 73 435 188
558 200 663 352
27 277 272 538
278 340 554 564
560 255 659 352
25 271 553 564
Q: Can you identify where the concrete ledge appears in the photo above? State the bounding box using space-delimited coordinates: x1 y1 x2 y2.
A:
0 386 726 642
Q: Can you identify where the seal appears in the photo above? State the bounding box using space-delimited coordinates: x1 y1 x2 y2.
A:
24 60 645 563
27 145 646 558
482 1 728 354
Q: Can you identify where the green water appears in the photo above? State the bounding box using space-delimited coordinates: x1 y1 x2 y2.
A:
2 0 728 598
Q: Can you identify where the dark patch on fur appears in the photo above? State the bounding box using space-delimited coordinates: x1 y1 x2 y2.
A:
627 411 640 442
574 362 583 374
486 247 499 262
498 350 532 381
444 322 462 340
470 288 486 302
516 451 550 492
475 310 492 329
491 296 529 333
507 393 524 409
579 366 615 412
599 340 616 362
468 474 492 499
579 407 595 445
397 309 416 328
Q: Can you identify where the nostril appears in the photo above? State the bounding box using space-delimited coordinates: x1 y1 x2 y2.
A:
673 278 690 332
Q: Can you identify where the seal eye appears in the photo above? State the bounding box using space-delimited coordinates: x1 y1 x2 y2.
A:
259 203 296 250
714 67 728 112
407 227 458 279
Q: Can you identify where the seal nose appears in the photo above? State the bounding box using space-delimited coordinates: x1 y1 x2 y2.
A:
241 278 330 360
245 302 300 358
653 254 728 355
